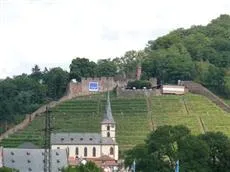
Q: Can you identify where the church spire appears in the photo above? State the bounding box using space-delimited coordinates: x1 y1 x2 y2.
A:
101 92 115 124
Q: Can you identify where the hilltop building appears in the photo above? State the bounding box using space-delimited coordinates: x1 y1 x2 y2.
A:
51 92 119 169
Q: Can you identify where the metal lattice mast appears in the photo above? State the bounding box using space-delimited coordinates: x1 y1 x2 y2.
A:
44 106 52 172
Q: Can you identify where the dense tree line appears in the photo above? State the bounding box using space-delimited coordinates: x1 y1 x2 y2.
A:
0 66 69 132
125 125 230 172
142 14 230 96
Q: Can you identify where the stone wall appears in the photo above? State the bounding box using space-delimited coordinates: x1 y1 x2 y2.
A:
67 77 128 98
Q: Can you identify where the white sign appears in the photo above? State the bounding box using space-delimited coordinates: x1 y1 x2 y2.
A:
89 82 99 92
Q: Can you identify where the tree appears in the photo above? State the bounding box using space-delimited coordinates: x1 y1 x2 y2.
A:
31 64 42 81
142 44 195 83
178 135 211 172
124 125 222 172
62 161 102 172
96 59 117 77
70 58 97 81
117 50 146 79
0 167 19 172
43 67 69 100
199 132 230 172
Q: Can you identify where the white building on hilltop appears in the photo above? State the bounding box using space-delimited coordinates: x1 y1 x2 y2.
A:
51 93 119 168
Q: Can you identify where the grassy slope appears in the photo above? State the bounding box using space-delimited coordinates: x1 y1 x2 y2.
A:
1 93 230 155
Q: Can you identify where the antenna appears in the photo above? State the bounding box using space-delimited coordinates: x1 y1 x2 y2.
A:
44 106 52 172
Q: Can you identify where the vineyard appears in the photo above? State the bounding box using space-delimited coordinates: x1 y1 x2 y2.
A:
1 93 230 155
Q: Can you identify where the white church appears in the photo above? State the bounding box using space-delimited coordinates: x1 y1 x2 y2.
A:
51 93 119 168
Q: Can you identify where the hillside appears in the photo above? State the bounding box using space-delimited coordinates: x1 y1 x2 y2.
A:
1 93 230 155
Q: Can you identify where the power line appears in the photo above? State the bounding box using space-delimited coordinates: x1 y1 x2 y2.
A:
44 106 52 172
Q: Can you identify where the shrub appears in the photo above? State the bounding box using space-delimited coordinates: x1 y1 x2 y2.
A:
127 80 152 89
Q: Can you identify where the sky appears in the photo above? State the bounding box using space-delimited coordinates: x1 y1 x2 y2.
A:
0 0 230 79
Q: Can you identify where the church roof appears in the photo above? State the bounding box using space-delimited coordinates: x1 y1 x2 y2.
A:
101 92 115 124
3 148 67 172
51 133 117 145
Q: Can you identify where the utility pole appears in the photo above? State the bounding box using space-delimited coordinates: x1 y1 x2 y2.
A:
44 106 52 172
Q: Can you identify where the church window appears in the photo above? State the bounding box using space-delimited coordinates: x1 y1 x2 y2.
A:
110 147 114 155
80 138 83 141
89 138 93 141
107 132 110 137
107 125 110 131
84 147 87 157
93 147 96 157
75 147 78 155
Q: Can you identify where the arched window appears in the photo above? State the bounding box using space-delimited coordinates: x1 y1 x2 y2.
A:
107 132 110 137
84 147 87 157
107 125 110 131
110 147 114 155
93 147 96 157
75 147 78 156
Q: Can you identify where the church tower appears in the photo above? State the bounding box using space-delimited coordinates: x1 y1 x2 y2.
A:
101 92 116 141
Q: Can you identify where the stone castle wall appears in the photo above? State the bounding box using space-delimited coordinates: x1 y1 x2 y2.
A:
67 77 128 98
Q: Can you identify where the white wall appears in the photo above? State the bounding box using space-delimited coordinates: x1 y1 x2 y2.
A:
51 144 118 160
51 145 101 160
101 144 119 160
101 124 116 141
162 85 185 94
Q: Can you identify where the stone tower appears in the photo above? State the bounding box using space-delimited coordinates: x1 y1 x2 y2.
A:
101 92 116 141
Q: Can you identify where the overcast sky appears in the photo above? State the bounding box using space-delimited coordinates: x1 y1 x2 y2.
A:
0 0 230 78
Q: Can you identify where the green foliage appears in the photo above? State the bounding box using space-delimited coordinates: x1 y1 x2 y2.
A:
143 14 230 96
125 125 230 172
62 161 102 172
0 167 18 172
199 132 230 172
127 80 152 89
96 59 117 77
114 50 146 78
70 57 97 81
0 74 46 123
143 44 195 83
0 66 69 131
43 67 69 100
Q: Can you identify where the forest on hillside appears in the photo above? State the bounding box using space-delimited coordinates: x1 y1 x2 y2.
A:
1 14 230 132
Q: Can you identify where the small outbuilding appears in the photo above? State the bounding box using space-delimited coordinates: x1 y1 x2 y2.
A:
162 85 186 95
